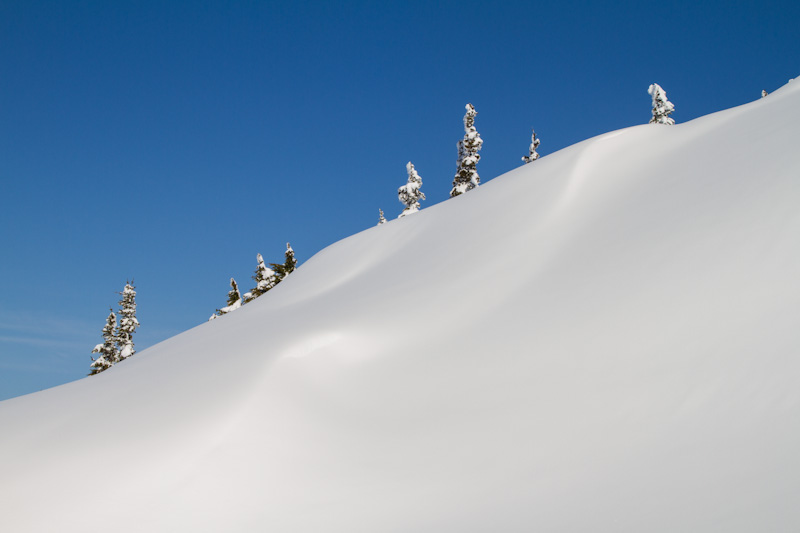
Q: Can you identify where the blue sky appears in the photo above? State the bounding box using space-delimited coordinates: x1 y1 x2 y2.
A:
1 0 798 401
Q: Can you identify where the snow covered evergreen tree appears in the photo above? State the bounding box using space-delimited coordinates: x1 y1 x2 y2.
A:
115 281 139 360
762 89 769 98
226 278 242 307
648 83 675 125
247 253 278 301
378 209 386 225
210 278 243 320
521 129 541 164
451 103 483 197
398 162 426 218
284 243 298 274
271 243 297 280
241 244 298 304
89 310 119 375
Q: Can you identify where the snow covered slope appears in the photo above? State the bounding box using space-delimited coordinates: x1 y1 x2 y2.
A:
2 80 800 532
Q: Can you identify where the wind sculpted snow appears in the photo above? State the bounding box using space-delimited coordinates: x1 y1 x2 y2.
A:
2 79 800 532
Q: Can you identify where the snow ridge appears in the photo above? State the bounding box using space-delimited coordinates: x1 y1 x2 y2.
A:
1 79 800 532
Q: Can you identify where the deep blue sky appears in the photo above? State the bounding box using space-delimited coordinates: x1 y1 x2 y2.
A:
1 0 798 401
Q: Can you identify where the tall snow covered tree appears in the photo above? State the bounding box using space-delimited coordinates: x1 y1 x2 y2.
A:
116 281 139 360
648 83 675 125
210 278 243 320
90 310 119 375
451 103 483 197
521 129 541 164
246 253 278 301
762 89 769 98
378 209 387 225
398 162 426 218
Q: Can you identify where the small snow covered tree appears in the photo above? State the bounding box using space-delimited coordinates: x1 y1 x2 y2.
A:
271 243 297 280
247 253 278 300
241 244 298 305
521 129 541 164
226 278 242 307
451 103 483 197
648 83 675 125
762 89 769 98
90 310 119 375
210 278 243 320
116 281 139 361
378 209 387 225
398 162 426 218
284 243 298 275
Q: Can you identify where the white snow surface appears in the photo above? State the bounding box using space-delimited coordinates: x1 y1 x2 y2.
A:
3 81 800 532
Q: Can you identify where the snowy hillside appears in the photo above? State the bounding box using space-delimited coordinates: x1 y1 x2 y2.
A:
2 80 800 532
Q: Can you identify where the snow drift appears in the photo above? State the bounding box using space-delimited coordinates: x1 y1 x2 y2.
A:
2 80 800 532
